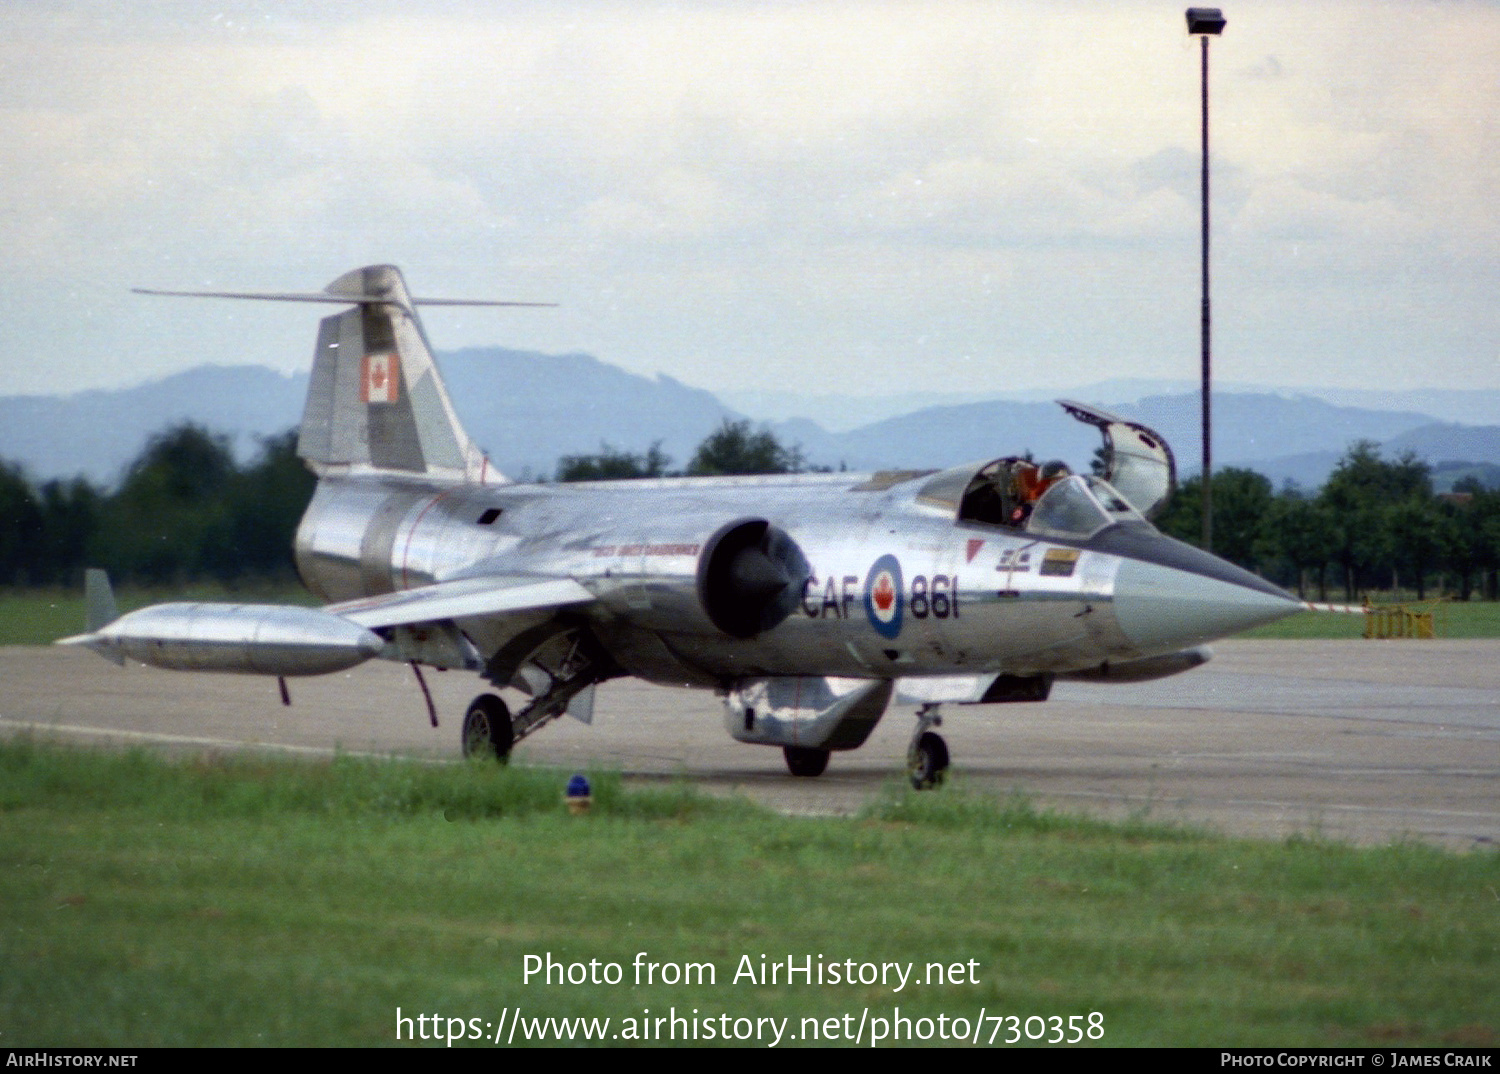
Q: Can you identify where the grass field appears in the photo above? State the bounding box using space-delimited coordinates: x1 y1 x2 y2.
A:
1240 599 1500 639
1 739 1494 1048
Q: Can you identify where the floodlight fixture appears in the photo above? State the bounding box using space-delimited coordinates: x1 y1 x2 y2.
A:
1186 8 1226 35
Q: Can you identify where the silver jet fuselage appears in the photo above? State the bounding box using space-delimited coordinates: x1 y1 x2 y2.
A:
73 264 1301 783
295 463 1293 690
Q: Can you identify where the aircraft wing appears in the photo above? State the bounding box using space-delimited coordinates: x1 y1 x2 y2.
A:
55 571 595 679
325 575 595 629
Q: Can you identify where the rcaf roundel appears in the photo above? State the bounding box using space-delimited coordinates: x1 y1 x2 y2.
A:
863 554 904 639
361 352 401 404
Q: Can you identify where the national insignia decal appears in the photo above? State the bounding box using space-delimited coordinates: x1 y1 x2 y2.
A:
863 554 904 639
361 352 400 404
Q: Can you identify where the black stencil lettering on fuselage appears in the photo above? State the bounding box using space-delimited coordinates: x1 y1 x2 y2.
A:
908 574 958 619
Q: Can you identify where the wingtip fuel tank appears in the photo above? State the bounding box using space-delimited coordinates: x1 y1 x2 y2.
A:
60 603 386 676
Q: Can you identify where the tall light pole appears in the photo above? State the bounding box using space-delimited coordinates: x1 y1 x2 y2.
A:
1187 7 1225 551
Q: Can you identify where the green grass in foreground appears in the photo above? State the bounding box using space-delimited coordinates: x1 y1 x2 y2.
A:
1 739 1495 1048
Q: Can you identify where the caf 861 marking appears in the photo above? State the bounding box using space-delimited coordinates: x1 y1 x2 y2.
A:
64 265 1301 787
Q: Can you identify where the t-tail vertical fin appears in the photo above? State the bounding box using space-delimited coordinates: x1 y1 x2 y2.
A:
297 265 495 483
133 264 548 483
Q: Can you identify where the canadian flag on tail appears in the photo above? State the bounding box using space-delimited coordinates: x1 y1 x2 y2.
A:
361 352 400 404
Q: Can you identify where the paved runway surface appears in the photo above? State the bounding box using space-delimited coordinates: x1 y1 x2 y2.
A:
3 640 1497 847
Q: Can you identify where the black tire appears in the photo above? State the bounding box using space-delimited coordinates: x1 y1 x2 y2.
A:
783 745 831 778
908 731 949 790
462 694 513 761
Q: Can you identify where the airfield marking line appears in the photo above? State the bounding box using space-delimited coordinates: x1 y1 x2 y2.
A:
1042 785 1499 822
1130 748 1500 773
0 716 446 764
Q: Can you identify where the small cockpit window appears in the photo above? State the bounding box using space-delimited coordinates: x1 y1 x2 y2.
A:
1027 476 1108 537
1025 475 1141 538
477 508 502 525
1087 478 1143 521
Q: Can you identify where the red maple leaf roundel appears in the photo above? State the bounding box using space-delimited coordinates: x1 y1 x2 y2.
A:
863 555 904 638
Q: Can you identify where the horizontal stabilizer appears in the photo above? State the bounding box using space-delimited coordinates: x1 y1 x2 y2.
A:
132 287 553 309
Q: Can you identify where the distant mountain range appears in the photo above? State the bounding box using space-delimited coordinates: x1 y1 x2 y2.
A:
721 381 1500 431
3 350 1497 492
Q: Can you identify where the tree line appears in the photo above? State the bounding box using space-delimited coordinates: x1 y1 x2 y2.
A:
0 418 810 588
0 425 313 588
1 421 1497 600
1151 443 1500 601
554 419 814 480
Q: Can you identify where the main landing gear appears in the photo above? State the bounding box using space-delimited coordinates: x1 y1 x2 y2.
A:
460 675 597 761
460 627 603 762
462 694 513 761
783 745 831 778
908 703 950 790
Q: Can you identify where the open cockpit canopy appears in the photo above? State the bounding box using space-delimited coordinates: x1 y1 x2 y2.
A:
915 399 1175 537
1056 399 1176 519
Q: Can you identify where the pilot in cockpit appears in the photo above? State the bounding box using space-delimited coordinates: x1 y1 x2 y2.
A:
956 458 1077 529
1006 459 1071 526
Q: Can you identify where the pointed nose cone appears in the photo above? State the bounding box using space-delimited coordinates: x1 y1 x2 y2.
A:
1112 557 1302 654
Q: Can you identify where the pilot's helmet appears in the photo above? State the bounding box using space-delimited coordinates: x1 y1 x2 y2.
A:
1040 460 1071 480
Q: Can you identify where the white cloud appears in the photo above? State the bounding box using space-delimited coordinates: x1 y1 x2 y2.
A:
0 0 1494 398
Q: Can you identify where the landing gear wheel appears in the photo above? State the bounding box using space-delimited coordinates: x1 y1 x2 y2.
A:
462 694 513 761
908 731 949 790
783 745 831 778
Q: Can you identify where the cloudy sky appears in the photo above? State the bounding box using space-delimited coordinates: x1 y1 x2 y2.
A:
2 1 1496 404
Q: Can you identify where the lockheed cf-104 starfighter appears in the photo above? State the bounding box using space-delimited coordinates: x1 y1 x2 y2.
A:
63 265 1302 786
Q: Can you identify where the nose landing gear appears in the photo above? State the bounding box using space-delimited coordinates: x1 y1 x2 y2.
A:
908 703 950 790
